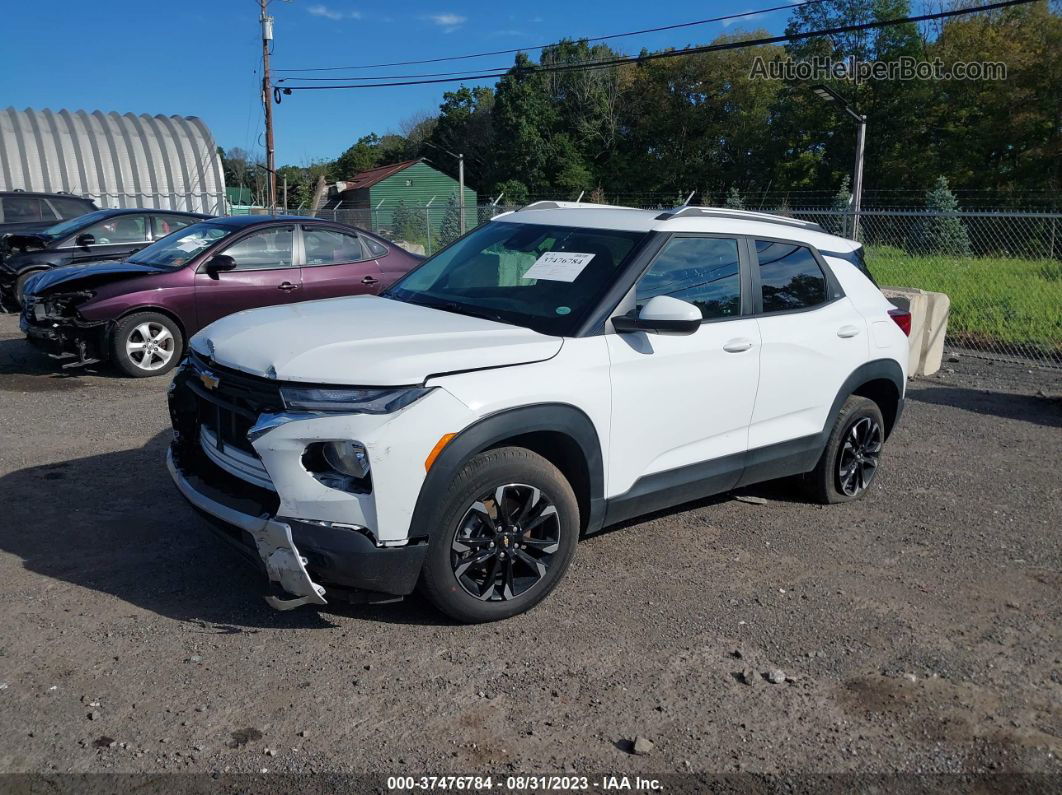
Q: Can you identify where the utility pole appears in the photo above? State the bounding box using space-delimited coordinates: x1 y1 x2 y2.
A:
260 0 276 213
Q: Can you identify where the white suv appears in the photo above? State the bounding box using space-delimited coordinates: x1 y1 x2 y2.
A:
167 202 910 622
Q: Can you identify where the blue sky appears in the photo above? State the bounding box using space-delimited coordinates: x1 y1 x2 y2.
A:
0 1 800 165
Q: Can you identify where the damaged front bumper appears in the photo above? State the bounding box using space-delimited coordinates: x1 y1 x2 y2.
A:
20 299 109 368
167 448 328 610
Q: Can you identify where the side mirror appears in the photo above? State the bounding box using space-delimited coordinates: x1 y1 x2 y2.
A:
204 254 237 279
76 232 95 247
612 295 701 335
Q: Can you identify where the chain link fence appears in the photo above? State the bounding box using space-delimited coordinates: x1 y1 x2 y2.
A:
786 208 1061 367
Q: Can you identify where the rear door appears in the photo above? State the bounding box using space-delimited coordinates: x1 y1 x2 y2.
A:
193 225 302 329
298 224 384 300
747 238 870 451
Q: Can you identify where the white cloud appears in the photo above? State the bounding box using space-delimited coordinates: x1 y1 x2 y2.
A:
307 5 362 21
426 12 467 33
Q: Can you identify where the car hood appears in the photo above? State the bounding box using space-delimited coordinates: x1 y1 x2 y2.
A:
190 294 563 386
28 262 160 295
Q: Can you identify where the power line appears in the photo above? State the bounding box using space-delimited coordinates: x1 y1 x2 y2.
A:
274 0 835 73
276 0 1037 92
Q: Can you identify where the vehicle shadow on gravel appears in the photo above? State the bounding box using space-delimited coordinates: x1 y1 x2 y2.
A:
908 382 1062 428
0 431 339 630
0 336 113 383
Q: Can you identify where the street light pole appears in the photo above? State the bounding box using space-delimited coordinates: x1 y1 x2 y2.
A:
811 84 866 240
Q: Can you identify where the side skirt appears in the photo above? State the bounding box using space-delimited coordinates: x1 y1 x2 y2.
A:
599 433 823 530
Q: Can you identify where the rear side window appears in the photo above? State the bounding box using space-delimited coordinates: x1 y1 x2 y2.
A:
48 197 94 220
152 215 196 238
302 227 367 265
637 236 742 320
755 240 828 312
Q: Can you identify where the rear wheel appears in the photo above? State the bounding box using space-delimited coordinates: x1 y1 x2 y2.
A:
419 446 579 623
805 395 885 504
111 312 183 378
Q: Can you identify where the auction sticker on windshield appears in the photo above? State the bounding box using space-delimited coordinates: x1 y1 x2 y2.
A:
522 251 595 282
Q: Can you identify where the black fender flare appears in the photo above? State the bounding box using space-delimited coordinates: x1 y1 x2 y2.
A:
825 358 905 439
409 402 606 540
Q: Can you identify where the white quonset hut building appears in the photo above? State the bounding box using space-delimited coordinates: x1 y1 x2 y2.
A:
0 107 226 214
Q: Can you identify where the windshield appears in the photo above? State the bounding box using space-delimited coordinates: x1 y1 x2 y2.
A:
383 221 647 335
128 222 234 268
41 209 114 239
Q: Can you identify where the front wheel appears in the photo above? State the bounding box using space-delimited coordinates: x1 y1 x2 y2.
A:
419 446 579 623
805 395 885 504
110 312 183 377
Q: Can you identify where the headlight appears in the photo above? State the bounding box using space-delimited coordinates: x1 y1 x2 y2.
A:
280 385 432 414
322 441 370 479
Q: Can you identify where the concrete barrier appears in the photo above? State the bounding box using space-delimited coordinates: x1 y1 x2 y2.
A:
881 287 951 376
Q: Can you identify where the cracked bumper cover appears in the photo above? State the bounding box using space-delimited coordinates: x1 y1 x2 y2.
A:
166 448 428 606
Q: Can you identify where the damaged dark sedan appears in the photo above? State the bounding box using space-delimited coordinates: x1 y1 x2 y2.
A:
19 215 423 377
1 208 211 308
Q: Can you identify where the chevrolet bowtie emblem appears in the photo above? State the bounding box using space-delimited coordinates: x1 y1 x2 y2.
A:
199 370 220 390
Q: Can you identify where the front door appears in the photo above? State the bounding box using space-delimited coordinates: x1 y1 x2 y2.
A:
298 225 384 300
193 225 302 329
66 214 150 265
606 235 761 505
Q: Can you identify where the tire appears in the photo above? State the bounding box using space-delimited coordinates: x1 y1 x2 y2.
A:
110 312 183 378
14 270 45 307
419 446 580 623
805 395 885 504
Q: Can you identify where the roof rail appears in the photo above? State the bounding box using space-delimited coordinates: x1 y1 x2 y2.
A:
518 200 622 212
655 206 826 233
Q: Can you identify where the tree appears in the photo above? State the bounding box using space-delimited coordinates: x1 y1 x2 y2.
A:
391 199 421 243
332 133 410 179
908 177 971 256
491 179 529 207
831 175 853 236
439 193 462 245
724 187 745 209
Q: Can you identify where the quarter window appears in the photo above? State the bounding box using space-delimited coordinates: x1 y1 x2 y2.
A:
152 215 195 238
302 227 367 266
755 240 828 312
48 197 94 220
221 227 294 271
636 237 742 320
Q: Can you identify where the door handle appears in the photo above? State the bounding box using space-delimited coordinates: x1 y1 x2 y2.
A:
722 338 754 353
837 325 861 338
361 275 379 285
277 281 299 291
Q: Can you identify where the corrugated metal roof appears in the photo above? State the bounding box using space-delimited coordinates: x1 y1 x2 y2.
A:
336 159 422 192
0 107 226 215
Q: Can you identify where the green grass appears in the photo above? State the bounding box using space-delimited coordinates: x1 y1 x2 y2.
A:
866 246 1062 355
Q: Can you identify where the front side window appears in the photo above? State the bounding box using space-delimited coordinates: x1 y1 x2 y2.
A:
3 196 43 222
82 215 147 245
303 227 366 266
221 227 295 271
755 240 828 312
385 221 646 336
636 236 741 320
128 222 233 268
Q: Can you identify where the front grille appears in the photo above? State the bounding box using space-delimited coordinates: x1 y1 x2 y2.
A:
187 351 284 455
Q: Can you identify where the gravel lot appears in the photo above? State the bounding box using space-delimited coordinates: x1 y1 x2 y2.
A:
0 311 1059 784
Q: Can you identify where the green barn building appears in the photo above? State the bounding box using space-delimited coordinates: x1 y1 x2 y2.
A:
326 158 476 248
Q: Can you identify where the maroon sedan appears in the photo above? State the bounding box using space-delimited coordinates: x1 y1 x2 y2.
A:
19 216 423 377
